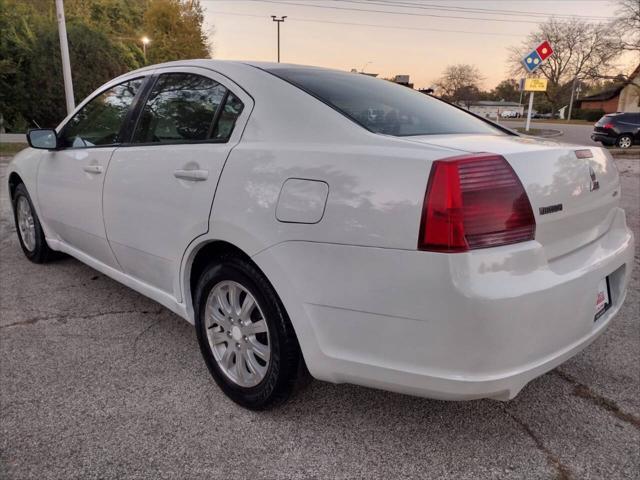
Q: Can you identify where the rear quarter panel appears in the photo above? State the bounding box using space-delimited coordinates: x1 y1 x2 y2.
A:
201 63 462 256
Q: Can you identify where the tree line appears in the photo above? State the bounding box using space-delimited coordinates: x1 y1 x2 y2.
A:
0 0 210 131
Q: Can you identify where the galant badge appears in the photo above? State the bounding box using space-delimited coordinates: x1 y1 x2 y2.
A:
589 166 600 192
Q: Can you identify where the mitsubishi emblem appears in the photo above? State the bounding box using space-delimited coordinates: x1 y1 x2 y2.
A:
589 166 600 192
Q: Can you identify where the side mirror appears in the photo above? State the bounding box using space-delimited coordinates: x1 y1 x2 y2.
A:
27 129 58 150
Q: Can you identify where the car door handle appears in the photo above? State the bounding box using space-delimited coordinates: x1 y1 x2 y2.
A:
173 169 209 181
83 165 104 174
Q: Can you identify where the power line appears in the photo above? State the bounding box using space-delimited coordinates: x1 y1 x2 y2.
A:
239 0 610 24
205 10 523 37
332 0 614 21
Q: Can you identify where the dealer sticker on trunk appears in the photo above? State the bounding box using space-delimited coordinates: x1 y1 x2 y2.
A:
594 277 611 321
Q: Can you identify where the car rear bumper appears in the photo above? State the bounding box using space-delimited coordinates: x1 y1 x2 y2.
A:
253 207 634 401
591 132 616 145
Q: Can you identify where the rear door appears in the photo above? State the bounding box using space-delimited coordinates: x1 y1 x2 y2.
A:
102 67 252 298
37 77 145 268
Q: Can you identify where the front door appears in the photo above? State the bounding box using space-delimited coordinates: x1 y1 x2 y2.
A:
102 67 252 297
37 78 145 268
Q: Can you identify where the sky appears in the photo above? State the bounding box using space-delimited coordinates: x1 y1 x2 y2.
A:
199 0 630 90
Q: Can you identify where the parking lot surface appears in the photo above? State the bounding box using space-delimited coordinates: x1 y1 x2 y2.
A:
1 155 639 480
502 120 598 146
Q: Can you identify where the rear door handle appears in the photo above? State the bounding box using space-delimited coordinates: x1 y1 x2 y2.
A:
173 169 209 181
83 165 103 174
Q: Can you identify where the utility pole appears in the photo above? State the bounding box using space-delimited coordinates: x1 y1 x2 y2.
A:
567 76 578 122
271 16 286 63
55 0 75 114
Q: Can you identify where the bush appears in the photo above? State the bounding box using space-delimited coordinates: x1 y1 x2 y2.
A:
573 108 605 122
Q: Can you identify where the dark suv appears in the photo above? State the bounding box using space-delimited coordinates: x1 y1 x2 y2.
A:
591 112 640 149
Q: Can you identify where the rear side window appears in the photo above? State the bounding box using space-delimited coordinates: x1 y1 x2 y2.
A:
264 66 502 137
61 78 143 148
133 73 228 143
212 92 244 140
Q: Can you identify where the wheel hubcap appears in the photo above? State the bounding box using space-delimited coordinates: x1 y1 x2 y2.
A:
620 137 631 148
16 196 36 252
205 281 270 388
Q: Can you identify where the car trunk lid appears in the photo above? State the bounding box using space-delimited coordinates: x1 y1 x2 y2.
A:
405 134 620 259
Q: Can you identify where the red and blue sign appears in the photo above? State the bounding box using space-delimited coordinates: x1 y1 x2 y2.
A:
536 40 553 60
522 40 554 73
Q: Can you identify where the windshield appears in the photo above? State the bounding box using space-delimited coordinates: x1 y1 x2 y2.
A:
263 66 503 137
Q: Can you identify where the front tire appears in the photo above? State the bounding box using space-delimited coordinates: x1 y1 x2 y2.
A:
11 183 53 263
616 134 633 149
194 254 306 410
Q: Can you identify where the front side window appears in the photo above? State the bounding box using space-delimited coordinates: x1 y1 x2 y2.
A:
61 79 143 148
264 66 503 137
132 73 227 143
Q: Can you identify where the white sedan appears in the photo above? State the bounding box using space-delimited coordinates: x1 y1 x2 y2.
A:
8 61 634 410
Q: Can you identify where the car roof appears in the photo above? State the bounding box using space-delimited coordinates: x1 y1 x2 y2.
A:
123 59 338 77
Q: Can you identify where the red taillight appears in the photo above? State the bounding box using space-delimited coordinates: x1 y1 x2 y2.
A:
419 153 536 252
603 122 615 130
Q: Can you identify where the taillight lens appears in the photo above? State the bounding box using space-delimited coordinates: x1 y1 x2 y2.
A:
419 153 535 252
603 122 615 130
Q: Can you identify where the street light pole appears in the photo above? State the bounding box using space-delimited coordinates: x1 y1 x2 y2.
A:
55 0 75 114
141 36 150 63
271 16 286 63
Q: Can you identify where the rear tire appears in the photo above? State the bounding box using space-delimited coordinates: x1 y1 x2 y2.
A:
194 253 306 410
11 183 54 263
616 134 632 149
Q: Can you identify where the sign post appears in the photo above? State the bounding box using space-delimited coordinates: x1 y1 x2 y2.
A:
525 92 535 132
521 41 553 132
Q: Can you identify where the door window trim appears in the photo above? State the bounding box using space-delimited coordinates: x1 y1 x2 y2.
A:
122 72 243 148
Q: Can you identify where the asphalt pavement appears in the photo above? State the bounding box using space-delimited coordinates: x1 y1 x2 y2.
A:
501 120 599 146
1 155 639 479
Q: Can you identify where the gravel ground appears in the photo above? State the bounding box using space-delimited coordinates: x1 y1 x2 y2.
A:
1 155 638 480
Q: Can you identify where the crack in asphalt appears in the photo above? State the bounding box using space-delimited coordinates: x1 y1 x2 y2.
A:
503 407 573 480
131 318 163 360
0 308 164 329
553 369 640 430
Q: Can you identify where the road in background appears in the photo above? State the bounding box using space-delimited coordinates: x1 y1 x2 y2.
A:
502 120 599 146
0 156 639 480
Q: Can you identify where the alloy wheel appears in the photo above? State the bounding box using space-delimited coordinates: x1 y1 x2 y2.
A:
16 196 36 252
618 136 632 149
204 280 271 388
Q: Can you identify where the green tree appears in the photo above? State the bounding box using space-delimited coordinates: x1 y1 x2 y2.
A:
490 79 521 103
143 0 210 64
26 22 138 127
0 0 212 131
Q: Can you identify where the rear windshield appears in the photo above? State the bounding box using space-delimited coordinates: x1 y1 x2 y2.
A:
263 66 503 137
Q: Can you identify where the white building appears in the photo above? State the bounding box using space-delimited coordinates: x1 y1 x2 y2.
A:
459 100 524 118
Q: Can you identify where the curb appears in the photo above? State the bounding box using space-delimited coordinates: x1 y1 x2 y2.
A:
607 148 640 158
515 128 563 138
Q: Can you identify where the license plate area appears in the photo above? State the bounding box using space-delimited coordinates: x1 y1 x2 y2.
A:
594 276 612 321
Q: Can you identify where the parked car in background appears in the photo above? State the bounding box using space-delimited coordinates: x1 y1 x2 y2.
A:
500 110 519 118
8 60 635 410
591 112 640 149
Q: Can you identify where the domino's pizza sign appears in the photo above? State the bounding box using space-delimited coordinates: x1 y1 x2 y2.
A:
522 40 553 73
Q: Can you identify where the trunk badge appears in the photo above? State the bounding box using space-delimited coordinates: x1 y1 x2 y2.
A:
589 167 600 191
